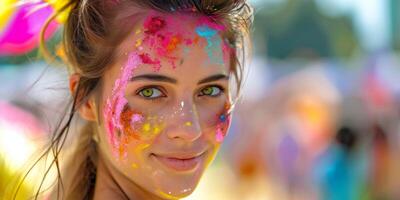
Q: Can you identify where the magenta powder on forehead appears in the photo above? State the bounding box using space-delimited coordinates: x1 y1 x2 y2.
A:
144 16 166 34
139 53 162 71
104 52 142 154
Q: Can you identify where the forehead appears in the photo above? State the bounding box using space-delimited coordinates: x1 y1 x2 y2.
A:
114 11 231 78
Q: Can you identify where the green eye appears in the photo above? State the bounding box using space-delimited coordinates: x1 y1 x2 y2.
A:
200 86 222 97
138 87 164 99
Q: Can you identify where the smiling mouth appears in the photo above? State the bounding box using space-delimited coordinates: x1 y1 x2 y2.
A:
151 151 206 172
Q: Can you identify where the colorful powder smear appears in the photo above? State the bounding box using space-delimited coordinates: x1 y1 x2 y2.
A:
139 53 162 72
104 50 168 159
195 25 224 65
104 14 235 159
104 52 142 155
134 14 232 70
104 52 165 159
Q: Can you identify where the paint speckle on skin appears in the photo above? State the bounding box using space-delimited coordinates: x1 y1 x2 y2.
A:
219 114 226 122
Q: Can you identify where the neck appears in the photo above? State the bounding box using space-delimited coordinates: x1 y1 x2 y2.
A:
93 154 163 200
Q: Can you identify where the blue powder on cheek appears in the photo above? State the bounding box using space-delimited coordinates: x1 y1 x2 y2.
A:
195 25 224 65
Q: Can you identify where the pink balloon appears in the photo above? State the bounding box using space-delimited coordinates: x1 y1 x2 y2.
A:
0 2 59 56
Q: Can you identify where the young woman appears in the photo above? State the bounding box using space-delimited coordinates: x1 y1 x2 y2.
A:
16 0 253 199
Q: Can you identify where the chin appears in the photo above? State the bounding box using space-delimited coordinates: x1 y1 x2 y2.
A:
151 166 206 199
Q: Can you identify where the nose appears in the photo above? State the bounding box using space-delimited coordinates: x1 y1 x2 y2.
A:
165 100 202 142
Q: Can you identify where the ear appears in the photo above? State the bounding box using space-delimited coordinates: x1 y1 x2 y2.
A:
69 73 97 122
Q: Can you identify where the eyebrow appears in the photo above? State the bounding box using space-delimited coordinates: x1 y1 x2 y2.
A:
130 74 177 83
198 74 229 84
129 73 229 84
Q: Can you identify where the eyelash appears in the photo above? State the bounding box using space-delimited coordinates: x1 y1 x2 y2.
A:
198 85 225 97
135 85 167 101
134 84 225 101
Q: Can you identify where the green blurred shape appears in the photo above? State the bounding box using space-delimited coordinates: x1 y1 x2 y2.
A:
254 0 360 60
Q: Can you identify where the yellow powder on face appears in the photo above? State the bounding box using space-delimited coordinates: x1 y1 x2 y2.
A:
134 143 150 155
135 39 142 47
185 121 192 126
131 163 138 169
142 123 151 132
153 126 161 134
156 189 182 200
132 143 150 165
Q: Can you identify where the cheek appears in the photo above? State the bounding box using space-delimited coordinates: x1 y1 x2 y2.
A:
214 103 232 143
197 102 232 143
106 103 166 160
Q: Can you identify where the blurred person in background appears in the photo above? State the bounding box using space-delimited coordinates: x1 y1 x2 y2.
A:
224 67 341 200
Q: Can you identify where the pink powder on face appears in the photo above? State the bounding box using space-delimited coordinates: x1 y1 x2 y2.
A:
131 114 143 124
139 53 162 72
215 104 232 143
216 126 225 143
144 16 166 34
138 14 230 71
104 52 142 156
215 115 231 143
139 14 195 69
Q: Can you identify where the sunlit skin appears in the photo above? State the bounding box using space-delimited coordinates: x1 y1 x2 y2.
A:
75 12 233 200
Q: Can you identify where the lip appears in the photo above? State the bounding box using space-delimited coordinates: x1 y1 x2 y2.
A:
151 151 206 172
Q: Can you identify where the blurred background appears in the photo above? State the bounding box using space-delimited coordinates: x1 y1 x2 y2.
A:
1 0 400 199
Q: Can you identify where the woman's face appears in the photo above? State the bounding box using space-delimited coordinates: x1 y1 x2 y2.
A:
95 12 233 199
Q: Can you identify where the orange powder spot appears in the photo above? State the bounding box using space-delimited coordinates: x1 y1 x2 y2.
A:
120 106 141 140
193 35 200 44
118 135 131 159
166 35 182 52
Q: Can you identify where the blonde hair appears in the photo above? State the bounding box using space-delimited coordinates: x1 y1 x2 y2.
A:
15 0 253 199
